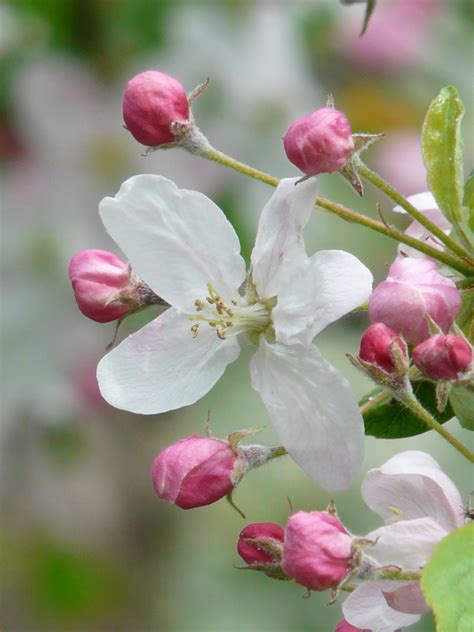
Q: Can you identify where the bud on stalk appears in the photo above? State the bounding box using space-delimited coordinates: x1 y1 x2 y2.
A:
359 323 407 374
413 334 472 381
283 107 354 176
237 522 285 565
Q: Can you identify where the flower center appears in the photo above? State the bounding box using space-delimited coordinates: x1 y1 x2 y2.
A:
189 283 271 340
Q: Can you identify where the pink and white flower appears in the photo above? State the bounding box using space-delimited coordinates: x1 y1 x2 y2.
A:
343 451 464 631
96 175 373 490
392 192 451 260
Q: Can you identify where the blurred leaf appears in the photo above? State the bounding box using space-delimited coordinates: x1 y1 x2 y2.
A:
361 381 454 439
360 0 376 35
422 86 464 226
449 385 474 430
421 524 474 632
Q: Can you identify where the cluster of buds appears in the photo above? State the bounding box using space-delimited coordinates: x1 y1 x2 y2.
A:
68 249 164 323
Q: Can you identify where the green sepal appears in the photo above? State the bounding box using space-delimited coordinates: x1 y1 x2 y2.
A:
421 524 474 632
361 381 454 439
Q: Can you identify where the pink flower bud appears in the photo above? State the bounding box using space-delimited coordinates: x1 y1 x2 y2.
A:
335 620 371 632
237 522 285 565
68 249 137 323
413 334 472 381
283 107 354 176
359 323 407 373
368 258 461 345
123 70 190 147
281 511 353 592
151 435 244 510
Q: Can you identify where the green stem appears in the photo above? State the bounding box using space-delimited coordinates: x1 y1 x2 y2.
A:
375 569 422 582
267 445 288 460
399 393 474 463
356 160 474 264
198 145 473 276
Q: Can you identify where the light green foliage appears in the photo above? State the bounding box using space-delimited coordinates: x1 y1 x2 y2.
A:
422 86 465 230
463 172 474 234
450 385 474 430
421 524 474 632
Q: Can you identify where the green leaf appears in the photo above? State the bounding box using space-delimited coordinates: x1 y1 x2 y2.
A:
361 381 454 439
421 524 474 632
422 86 465 226
449 385 474 430
463 171 474 233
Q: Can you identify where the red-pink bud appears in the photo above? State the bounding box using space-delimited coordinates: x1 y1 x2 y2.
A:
335 620 371 632
368 258 461 345
151 435 244 510
359 323 407 373
123 70 190 147
281 511 353 592
413 334 472 381
283 107 354 176
68 249 136 323
237 523 285 565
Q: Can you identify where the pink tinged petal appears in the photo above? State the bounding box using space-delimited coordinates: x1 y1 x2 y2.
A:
383 583 430 615
361 450 464 531
272 250 373 346
249 337 364 491
250 177 318 300
366 517 448 570
343 581 422 632
97 307 240 414
99 175 246 312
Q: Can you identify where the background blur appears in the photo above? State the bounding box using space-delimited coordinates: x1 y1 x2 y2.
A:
1 1 473 630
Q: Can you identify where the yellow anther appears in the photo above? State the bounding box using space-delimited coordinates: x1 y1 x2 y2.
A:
194 299 205 311
216 326 227 340
206 296 215 304
191 324 200 338
231 298 237 306
388 505 404 517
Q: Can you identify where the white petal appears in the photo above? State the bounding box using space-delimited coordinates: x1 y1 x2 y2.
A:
249 337 364 491
99 174 246 312
250 177 318 299
97 307 240 414
366 517 448 570
383 583 430 615
361 451 464 531
343 581 422 632
272 250 373 346
393 192 437 215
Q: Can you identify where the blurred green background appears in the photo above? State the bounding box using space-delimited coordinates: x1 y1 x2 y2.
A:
1 1 473 630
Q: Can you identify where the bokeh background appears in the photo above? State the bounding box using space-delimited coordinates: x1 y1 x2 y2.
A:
1 1 473 630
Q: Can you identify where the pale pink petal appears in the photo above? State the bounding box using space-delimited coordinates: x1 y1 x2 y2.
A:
272 250 372 346
249 337 364 491
366 517 448 570
251 177 318 300
99 175 246 312
97 307 240 414
362 451 464 531
384 583 430 615
343 581 422 632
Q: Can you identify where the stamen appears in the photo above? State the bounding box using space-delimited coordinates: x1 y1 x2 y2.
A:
191 324 200 338
195 299 205 311
388 505 404 517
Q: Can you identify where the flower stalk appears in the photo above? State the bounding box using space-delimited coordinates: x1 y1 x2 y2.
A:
194 145 473 277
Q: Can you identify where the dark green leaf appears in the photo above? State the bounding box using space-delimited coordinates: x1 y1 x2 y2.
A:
361 381 454 439
421 524 474 632
360 0 376 36
422 86 464 226
449 385 474 430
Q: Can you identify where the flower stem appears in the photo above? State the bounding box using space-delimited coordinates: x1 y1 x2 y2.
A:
375 569 422 582
267 445 288 460
356 160 474 264
196 145 473 276
398 393 474 463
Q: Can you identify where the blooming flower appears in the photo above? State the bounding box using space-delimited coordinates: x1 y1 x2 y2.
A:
96 175 372 490
342 451 464 631
392 192 451 260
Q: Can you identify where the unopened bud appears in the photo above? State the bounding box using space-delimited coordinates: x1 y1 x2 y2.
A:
283 107 354 176
368 258 461 345
69 249 141 322
123 70 190 147
281 511 353 592
413 334 472 381
237 522 285 565
359 323 407 374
